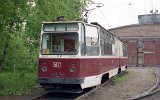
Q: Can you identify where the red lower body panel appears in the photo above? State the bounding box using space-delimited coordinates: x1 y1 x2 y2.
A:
38 58 127 79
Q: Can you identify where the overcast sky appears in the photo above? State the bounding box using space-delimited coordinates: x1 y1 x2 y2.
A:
88 0 160 29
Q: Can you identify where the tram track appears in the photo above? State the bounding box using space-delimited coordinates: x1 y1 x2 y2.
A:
27 77 112 100
27 91 53 100
75 79 113 100
130 71 160 100
27 71 127 100
28 69 159 100
27 91 81 100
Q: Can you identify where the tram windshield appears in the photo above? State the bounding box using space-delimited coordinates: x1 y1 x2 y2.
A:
41 32 78 55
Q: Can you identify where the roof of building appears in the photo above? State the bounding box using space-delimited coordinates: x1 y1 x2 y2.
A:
108 23 160 37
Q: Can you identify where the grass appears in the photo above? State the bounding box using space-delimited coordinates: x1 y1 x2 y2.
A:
112 71 129 83
147 68 156 83
0 72 37 95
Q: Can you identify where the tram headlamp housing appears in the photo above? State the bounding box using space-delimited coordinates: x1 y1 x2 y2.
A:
69 67 76 73
41 66 47 72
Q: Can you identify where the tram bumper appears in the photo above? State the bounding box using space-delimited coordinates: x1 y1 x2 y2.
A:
38 77 84 84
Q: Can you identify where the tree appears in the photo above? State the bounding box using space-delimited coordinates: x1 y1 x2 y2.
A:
25 0 85 47
0 0 88 72
0 0 29 71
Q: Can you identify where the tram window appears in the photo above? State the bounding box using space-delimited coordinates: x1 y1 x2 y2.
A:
104 42 112 55
86 46 99 56
100 39 105 55
41 33 78 55
112 44 116 55
100 30 105 55
41 34 51 54
86 37 99 56
43 23 78 32
56 24 66 31
81 24 86 56
111 36 115 44
85 25 99 56
123 45 128 57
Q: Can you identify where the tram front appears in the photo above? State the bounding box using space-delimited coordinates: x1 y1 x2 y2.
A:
38 21 85 90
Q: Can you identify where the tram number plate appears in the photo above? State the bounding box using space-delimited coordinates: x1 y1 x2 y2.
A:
53 62 61 68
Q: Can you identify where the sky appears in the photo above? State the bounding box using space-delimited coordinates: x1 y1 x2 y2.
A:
87 0 160 29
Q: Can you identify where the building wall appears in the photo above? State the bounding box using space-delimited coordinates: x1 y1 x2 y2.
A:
122 38 138 67
143 38 160 67
109 23 160 67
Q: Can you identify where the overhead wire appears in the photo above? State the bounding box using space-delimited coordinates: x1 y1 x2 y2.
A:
97 8 120 35
98 8 112 29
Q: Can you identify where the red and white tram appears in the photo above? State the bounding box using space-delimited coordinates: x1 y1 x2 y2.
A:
38 21 128 92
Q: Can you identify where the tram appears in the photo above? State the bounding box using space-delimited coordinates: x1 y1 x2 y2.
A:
38 21 128 92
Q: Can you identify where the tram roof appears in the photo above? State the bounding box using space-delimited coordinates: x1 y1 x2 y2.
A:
42 21 85 24
42 21 99 27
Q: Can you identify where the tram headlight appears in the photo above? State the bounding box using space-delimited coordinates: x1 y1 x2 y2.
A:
69 67 76 73
41 66 47 72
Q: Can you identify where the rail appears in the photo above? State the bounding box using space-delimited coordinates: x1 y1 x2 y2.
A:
130 71 160 100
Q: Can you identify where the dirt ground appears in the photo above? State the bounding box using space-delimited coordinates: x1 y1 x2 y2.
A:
139 67 160 100
87 67 156 100
0 67 158 100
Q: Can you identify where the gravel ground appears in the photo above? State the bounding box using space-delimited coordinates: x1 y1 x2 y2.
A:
139 67 160 100
87 67 157 100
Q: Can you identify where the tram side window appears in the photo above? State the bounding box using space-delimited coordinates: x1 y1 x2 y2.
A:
104 34 112 55
86 37 99 56
100 30 113 56
104 42 112 55
85 25 99 56
100 30 105 55
123 44 128 57
100 39 105 55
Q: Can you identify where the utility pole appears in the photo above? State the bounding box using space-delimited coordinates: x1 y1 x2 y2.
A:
150 0 158 23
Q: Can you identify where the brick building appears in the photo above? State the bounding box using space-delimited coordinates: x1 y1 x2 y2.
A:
109 14 160 67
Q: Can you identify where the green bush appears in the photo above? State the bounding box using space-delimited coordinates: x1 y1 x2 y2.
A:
0 72 37 95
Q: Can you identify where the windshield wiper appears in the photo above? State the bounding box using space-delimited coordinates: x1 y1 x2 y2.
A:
60 46 73 57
